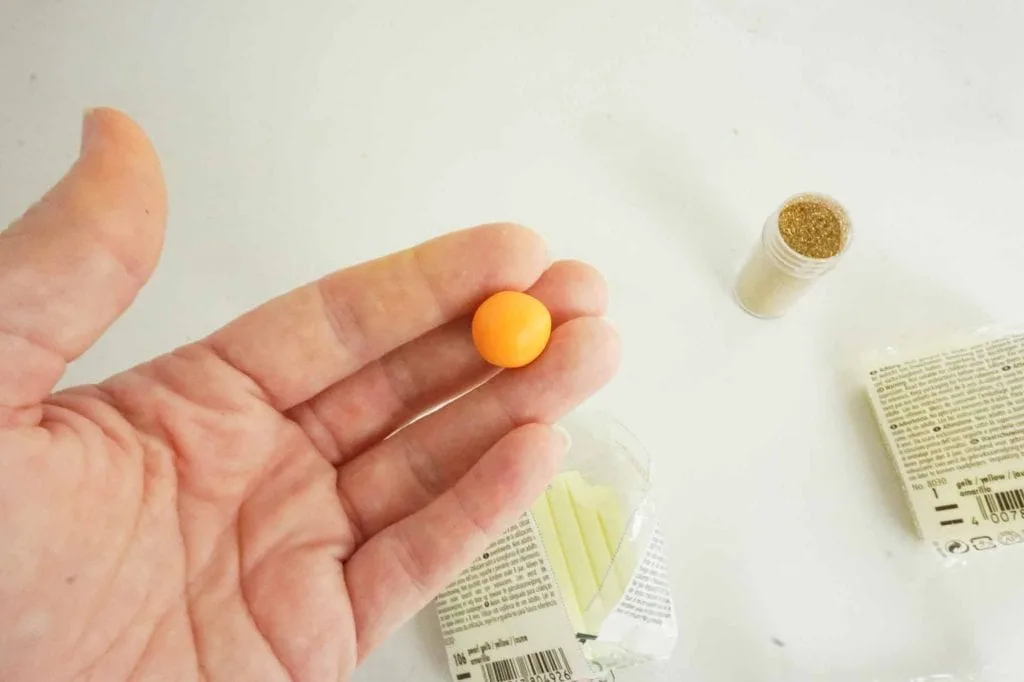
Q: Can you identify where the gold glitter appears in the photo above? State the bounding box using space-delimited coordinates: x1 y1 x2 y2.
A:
734 193 851 318
777 200 845 259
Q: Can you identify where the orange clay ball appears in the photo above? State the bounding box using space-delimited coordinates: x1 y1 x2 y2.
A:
472 291 552 368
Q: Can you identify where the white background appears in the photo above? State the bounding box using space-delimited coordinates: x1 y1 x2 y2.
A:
2 1 1023 680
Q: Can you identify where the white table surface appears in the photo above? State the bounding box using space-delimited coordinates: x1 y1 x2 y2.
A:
3 1 1023 680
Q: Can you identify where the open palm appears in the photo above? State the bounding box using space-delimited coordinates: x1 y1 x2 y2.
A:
0 110 619 682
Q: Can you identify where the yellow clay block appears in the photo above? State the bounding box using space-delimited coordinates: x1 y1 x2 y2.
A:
531 493 586 634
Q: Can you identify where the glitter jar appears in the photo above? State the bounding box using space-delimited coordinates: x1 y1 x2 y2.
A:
734 193 851 319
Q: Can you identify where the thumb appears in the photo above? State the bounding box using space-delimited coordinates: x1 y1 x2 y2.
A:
0 108 167 410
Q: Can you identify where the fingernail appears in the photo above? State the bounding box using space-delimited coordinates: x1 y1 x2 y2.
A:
552 424 572 452
80 108 99 155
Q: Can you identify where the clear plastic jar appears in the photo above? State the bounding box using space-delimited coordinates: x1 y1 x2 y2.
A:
734 193 851 319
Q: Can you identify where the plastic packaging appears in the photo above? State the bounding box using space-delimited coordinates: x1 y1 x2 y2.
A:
735 192 852 318
863 326 1024 561
435 413 677 682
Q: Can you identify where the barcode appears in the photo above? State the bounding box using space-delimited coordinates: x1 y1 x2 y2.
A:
481 648 571 682
977 488 1024 519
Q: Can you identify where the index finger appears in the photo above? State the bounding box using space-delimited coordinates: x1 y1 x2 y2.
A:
203 223 548 410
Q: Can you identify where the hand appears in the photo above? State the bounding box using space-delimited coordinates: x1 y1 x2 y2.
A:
0 109 619 681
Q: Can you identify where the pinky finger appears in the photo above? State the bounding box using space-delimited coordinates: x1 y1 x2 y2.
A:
344 423 569 659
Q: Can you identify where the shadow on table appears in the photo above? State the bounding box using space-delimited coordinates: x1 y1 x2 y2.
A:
580 115 753 297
